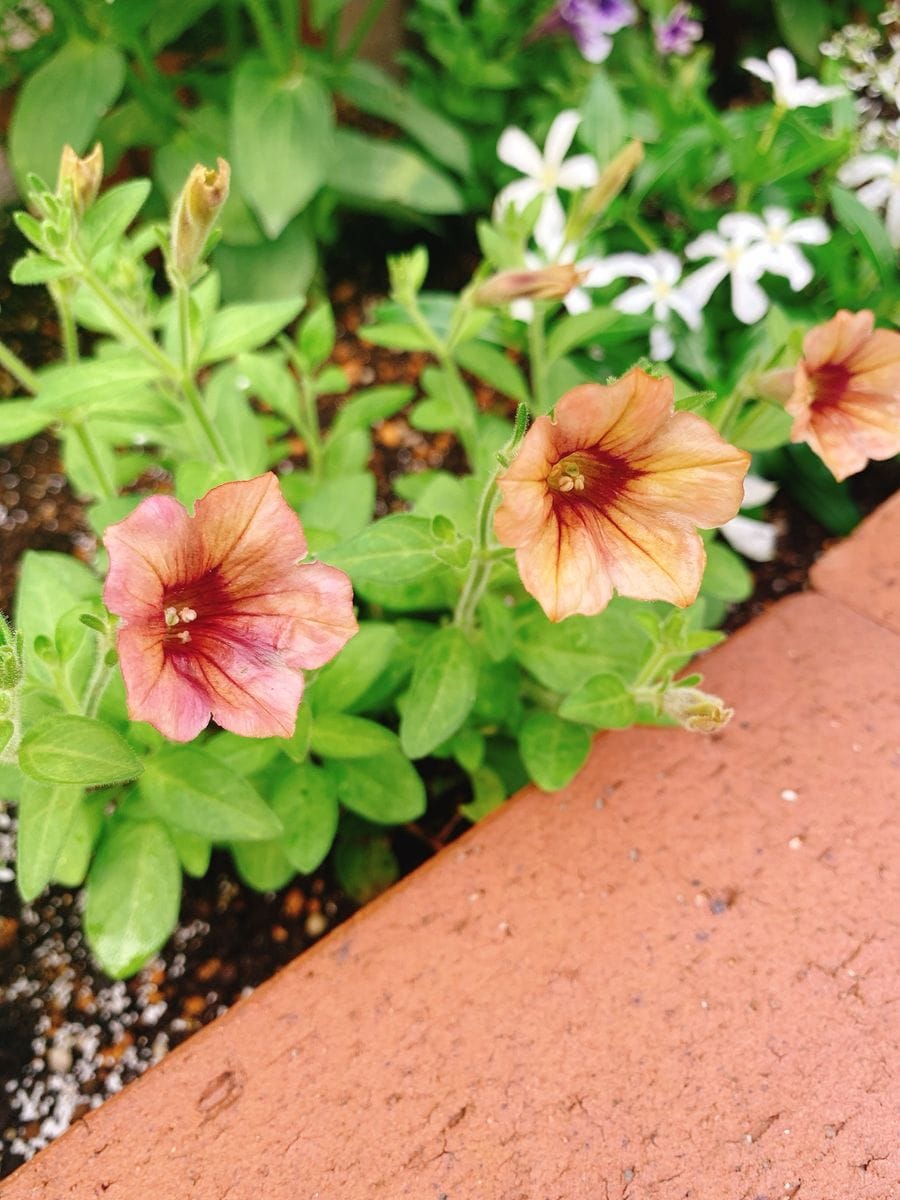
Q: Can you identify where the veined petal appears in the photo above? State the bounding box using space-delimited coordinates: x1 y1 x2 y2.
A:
626 410 749 526
803 309 874 370
544 110 581 170
600 502 706 607
117 626 211 743
103 496 194 621
557 154 600 190
189 630 304 738
599 369 676 455
513 506 615 621
495 478 553 546
497 126 544 178
193 474 307 586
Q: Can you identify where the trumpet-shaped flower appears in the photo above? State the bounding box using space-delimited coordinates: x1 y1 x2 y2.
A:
719 207 829 290
837 152 900 246
494 369 750 621
103 474 357 742
742 48 844 109
683 224 771 324
591 251 702 360
495 111 599 253
761 309 900 481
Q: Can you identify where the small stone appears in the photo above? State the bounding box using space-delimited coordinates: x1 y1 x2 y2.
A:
781 788 799 802
304 912 328 938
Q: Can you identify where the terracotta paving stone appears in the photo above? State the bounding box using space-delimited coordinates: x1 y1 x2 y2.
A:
4 587 899 1200
811 491 900 633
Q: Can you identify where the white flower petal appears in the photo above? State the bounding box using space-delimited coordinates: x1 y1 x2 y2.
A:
497 127 544 178
742 474 779 507
650 323 675 360
719 212 767 243
685 231 727 260
730 270 769 324
785 79 844 108
667 286 703 330
886 186 900 248
563 287 592 315
510 298 534 323
534 192 567 257
769 244 814 291
856 176 892 211
681 260 729 307
721 515 778 562
767 48 798 97
544 110 581 170
613 283 655 314
590 251 659 284
557 154 600 190
494 177 543 216
742 56 774 84
653 250 683 284
761 206 791 230
785 216 830 245
837 154 894 187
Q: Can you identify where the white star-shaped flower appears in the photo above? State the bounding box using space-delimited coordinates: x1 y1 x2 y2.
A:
494 110 600 252
838 152 900 247
683 224 772 325
718 207 829 290
590 250 701 360
742 47 844 109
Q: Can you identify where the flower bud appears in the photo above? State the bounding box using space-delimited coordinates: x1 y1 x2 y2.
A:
663 686 733 734
56 143 103 218
0 647 20 691
568 140 644 241
476 263 583 307
170 157 231 279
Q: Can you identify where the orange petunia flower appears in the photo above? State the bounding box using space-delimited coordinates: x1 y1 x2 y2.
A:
764 309 900 482
494 368 749 621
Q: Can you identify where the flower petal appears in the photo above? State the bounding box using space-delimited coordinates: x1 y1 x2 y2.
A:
742 474 779 507
117 626 211 743
543 110 581 170
786 216 830 245
885 185 900 248
721 514 778 562
557 154 600 190
188 630 304 738
513 506 615 621
103 496 194 621
494 177 543 217
613 283 654 314
742 56 774 84
600 502 706 607
838 154 894 187
803 309 874 370
193 474 307 586
856 176 892 211
684 231 727 261
719 212 766 243
535 192 567 256
649 323 675 360
497 127 544 178
730 270 769 324
681 260 729 307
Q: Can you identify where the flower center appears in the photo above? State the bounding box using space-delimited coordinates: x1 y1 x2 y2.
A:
163 604 198 644
653 280 672 299
891 166 900 186
547 450 637 506
766 228 785 244
723 245 744 266
548 457 587 493
810 362 852 411
540 165 559 189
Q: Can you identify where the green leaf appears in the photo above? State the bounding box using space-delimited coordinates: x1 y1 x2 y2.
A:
231 58 334 237
325 752 426 824
298 474 375 544
231 840 295 891
326 515 440 584
518 712 593 792
338 61 470 176
200 298 304 363
459 765 506 822
140 746 283 841
330 129 464 214
559 673 638 729
51 792 105 887
297 302 336 370
9 40 126 190
546 308 651 363
80 179 152 255
329 384 413 438
284 702 313 764
170 829 212 878
731 401 794 452
33 359 163 421
215 215 317 303
85 819 181 979
310 623 399 714
0 399 52 442
10 255 77 285
358 322 432 351
310 714 399 758
702 541 754 602
399 627 478 759
19 716 143 787
580 69 625 164
16 779 84 902
271 761 339 874
773 0 830 63
830 185 894 287
15 550 101 684
334 820 398 903
207 731 282 777
454 341 529 402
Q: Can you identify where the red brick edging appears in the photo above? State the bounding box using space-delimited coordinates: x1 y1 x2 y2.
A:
4 497 900 1199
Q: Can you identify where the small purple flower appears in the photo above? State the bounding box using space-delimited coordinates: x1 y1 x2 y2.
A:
535 0 637 64
653 3 703 56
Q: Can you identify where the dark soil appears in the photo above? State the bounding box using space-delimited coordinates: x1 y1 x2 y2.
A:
0 213 897 1178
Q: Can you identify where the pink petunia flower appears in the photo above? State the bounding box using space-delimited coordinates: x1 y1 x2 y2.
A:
103 474 357 742
494 369 749 621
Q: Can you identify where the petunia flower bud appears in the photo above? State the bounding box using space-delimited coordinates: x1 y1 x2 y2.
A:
56 143 103 218
568 139 644 238
475 263 584 307
170 157 231 279
662 686 733 734
0 647 21 691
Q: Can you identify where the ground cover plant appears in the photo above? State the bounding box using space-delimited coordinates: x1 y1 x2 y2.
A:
0 0 898 1003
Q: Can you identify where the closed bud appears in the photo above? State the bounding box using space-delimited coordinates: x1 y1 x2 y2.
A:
0 647 20 691
663 686 733 734
475 263 582 307
170 157 231 278
569 140 644 241
57 143 103 218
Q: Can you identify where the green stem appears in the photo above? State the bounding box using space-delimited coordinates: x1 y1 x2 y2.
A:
83 642 116 719
527 305 548 416
244 0 289 71
78 271 173 374
623 212 659 253
277 0 299 56
53 283 118 501
174 282 232 466
735 105 786 209
338 0 389 62
0 338 40 394
280 337 326 475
